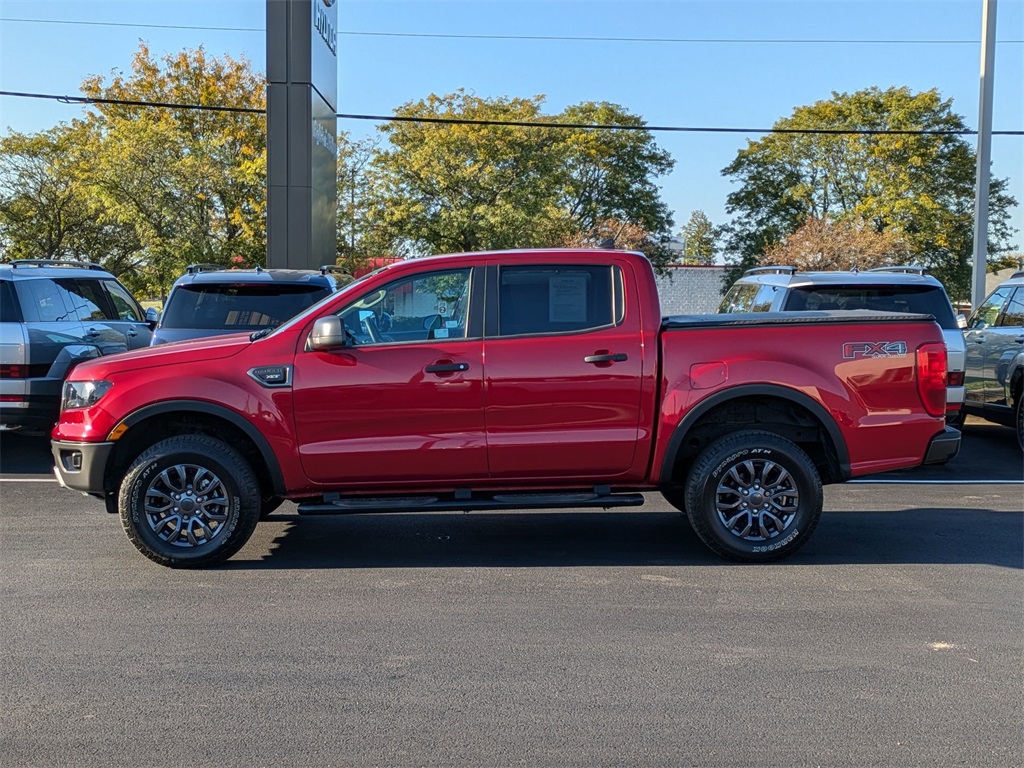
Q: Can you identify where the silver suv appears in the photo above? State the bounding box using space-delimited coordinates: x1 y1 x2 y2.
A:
0 260 153 434
720 266 967 423
962 271 1024 451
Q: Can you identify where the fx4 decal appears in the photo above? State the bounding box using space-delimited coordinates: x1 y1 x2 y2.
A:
842 341 908 359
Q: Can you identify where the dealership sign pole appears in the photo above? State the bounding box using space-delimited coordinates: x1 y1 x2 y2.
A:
266 0 339 270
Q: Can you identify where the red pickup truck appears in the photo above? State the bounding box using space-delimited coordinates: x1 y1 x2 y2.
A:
51 249 959 567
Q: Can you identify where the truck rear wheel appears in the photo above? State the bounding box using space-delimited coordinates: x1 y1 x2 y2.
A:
684 430 822 562
118 435 260 568
660 486 687 513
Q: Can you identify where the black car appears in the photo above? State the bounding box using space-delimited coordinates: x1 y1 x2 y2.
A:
151 264 351 346
0 259 153 433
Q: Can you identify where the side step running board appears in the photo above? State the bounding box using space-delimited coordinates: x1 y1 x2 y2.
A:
296 491 646 515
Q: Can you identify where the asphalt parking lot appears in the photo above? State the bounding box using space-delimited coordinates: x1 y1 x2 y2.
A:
1 419 1021 767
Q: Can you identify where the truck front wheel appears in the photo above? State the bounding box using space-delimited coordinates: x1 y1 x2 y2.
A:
684 431 822 562
118 435 261 568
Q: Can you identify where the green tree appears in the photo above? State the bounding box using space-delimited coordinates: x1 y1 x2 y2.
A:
362 91 676 269
555 101 674 239
80 44 266 297
677 210 718 264
0 124 138 269
365 90 562 256
720 86 1017 299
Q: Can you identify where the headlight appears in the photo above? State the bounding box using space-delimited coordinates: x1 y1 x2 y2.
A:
62 380 113 410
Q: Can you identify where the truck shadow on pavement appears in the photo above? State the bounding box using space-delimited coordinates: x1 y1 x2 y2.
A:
231 506 1024 570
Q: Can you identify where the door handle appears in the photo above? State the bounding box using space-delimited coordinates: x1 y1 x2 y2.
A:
425 362 469 374
127 329 138 337
584 353 628 364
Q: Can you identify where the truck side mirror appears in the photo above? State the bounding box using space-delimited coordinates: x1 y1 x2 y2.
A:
956 314 968 330
310 316 346 350
145 307 160 329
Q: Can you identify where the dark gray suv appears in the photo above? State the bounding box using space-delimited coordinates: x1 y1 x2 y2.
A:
0 260 153 434
151 264 350 346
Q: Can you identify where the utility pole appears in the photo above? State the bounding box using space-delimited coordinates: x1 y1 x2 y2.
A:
971 0 997 309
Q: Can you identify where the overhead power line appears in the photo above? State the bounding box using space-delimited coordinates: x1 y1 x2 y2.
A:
340 30 1024 46
2 17 1022 45
2 90 1023 136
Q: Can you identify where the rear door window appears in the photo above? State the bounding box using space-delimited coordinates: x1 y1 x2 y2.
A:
719 284 757 312
496 265 621 337
57 279 113 322
161 283 331 330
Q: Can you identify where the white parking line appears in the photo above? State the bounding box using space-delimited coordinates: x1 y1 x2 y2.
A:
0 478 56 483
849 479 1024 485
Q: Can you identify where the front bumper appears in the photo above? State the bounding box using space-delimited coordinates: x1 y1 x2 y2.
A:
923 426 961 465
51 439 115 494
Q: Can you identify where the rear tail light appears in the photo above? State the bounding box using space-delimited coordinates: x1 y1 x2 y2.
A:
916 343 948 417
947 371 965 386
0 364 50 379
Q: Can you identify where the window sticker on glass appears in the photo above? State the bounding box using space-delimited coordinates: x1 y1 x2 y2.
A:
549 275 588 322
434 327 449 338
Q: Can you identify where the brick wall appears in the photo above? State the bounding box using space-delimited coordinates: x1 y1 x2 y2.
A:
654 265 728 316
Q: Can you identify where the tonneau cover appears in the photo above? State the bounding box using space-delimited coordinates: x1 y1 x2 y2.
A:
662 310 935 330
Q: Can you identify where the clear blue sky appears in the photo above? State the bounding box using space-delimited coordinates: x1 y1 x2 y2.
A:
1 0 1022 252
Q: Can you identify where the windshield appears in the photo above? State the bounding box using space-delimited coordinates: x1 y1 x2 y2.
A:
160 283 331 331
252 266 390 340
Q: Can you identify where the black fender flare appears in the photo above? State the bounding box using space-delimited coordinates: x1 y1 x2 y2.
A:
116 400 286 496
659 384 851 483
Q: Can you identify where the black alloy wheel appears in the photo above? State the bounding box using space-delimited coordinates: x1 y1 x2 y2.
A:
684 430 823 562
119 435 260 568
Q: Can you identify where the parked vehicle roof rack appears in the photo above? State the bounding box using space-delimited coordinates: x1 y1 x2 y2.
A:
8 259 105 271
1012 270 1024 279
185 263 226 275
867 265 929 275
743 265 797 276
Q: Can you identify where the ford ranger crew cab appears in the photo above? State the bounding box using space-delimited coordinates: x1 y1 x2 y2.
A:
51 249 959 567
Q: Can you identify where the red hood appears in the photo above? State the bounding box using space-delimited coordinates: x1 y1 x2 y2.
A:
68 333 252 379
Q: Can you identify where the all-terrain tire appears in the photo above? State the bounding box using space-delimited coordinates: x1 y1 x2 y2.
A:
684 430 823 562
118 435 260 568
259 496 285 519
660 485 688 513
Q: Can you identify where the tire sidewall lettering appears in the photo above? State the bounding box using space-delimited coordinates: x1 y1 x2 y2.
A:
130 460 160 526
752 528 800 554
130 453 239 553
685 431 822 562
712 448 774 479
